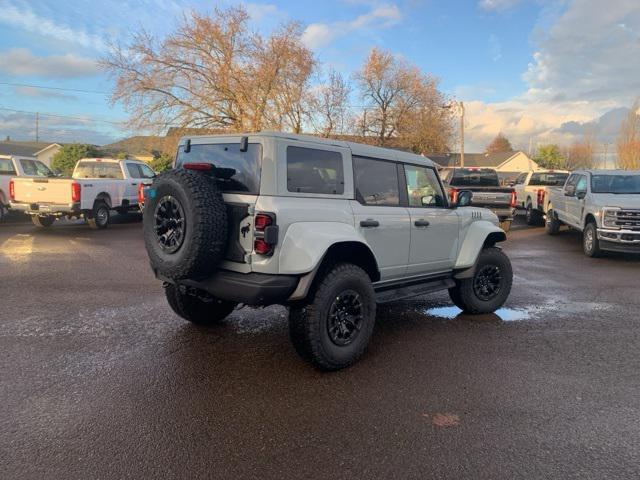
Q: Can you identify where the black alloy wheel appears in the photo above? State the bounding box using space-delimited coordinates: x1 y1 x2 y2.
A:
154 195 186 253
472 264 503 301
327 290 364 346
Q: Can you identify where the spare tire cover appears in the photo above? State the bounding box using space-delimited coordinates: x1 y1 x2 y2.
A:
143 169 228 280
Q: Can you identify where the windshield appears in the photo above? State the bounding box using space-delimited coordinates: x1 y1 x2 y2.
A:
591 174 640 194
449 168 499 187
529 172 569 186
175 143 262 194
74 162 124 179
20 159 55 177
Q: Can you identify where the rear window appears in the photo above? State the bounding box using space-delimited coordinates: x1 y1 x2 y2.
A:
287 146 344 195
74 162 124 179
20 159 53 177
176 143 262 194
0 159 16 175
449 168 499 187
529 172 569 186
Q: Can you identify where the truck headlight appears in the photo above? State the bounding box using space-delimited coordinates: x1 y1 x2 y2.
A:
602 208 620 229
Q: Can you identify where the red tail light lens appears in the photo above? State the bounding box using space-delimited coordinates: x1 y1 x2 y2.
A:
254 213 276 256
138 183 145 204
9 179 15 201
183 162 212 171
510 190 517 208
254 238 272 255
71 182 81 203
536 189 545 208
449 187 459 204
255 213 273 231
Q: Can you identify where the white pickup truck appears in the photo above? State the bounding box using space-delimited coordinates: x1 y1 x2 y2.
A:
546 169 640 257
1 155 57 223
513 169 570 225
10 158 155 229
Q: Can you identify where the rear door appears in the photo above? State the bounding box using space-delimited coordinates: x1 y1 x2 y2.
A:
558 174 580 226
350 156 410 280
402 163 459 274
124 162 143 204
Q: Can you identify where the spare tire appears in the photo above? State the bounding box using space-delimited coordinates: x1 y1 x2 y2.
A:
143 169 228 280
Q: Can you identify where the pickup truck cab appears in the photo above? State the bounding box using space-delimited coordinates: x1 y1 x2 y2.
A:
0 155 55 222
440 167 516 232
546 169 640 256
10 158 155 229
513 169 570 225
142 133 513 370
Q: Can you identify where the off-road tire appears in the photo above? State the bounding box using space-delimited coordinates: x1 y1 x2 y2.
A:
448 247 513 314
143 169 228 280
583 221 602 258
525 204 541 226
288 263 376 371
545 208 561 235
164 283 236 325
87 201 110 230
32 215 55 228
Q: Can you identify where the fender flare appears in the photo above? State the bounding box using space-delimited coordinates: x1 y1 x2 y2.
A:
94 192 112 208
453 220 506 278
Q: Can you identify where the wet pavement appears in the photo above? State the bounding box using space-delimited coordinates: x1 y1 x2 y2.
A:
1 216 639 479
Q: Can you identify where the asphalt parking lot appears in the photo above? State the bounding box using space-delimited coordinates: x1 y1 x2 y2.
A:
1 215 639 479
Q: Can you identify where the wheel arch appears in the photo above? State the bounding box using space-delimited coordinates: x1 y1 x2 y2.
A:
584 212 597 227
94 192 112 208
454 220 506 272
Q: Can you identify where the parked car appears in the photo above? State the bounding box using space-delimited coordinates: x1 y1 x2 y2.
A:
513 169 570 225
142 133 513 370
546 169 640 256
440 167 516 232
0 155 56 223
10 158 155 229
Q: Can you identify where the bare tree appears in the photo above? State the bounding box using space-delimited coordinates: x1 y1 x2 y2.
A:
617 99 640 170
311 69 351 137
101 7 316 133
566 127 596 170
485 133 513 154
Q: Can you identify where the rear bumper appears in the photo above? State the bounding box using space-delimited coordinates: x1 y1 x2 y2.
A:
156 269 300 306
598 228 640 253
10 201 80 215
488 207 515 221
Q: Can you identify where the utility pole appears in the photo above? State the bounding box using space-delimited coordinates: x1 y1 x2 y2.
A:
603 142 609 169
35 112 39 143
460 101 465 168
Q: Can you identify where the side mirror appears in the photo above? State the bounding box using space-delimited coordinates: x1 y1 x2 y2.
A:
564 186 575 197
576 190 586 200
454 190 473 208
421 195 435 206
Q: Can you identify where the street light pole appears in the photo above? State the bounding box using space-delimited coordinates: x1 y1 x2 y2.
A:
460 102 465 168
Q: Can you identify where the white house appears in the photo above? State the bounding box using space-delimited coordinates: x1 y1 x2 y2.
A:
428 151 540 184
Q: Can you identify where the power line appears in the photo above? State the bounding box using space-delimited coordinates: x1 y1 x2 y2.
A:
0 82 109 95
0 106 124 126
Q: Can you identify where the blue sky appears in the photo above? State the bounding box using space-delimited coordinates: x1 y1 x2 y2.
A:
0 0 639 150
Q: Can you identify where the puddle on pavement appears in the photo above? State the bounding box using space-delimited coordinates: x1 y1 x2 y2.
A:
425 306 531 321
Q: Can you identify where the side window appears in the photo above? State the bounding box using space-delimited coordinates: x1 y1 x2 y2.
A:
286 146 344 195
0 159 16 175
353 156 400 206
564 174 579 196
404 164 445 207
138 164 156 178
516 173 527 185
576 175 587 193
126 163 141 178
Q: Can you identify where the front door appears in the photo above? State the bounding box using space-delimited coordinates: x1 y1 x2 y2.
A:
403 164 460 274
351 156 410 280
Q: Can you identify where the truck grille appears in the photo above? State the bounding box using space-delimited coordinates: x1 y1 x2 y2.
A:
615 210 640 231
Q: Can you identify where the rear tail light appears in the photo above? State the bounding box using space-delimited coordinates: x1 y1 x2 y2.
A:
138 183 145 204
254 213 277 256
536 189 545 208
9 179 15 201
71 182 81 203
183 162 212 171
449 187 459 204
510 190 517 208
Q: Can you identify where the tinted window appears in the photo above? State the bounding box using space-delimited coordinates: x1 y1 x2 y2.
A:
449 168 499 187
591 174 640 194
126 163 141 178
74 162 124 179
529 172 569 186
353 156 399 206
139 164 155 178
176 143 262 194
515 173 527 185
0 159 16 175
576 175 587 193
405 165 445 207
20 159 53 177
286 146 344 195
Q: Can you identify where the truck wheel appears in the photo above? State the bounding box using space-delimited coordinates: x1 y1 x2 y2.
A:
32 215 55 228
165 283 236 325
448 247 513 314
545 209 561 235
525 204 540 226
288 263 376 371
499 219 512 233
143 169 227 281
583 222 602 258
87 202 110 230
0 203 5 223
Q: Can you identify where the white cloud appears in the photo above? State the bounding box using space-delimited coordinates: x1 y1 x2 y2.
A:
302 4 402 49
244 3 279 21
479 0 521 11
0 2 107 51
13 86 76 100
0 48 99 78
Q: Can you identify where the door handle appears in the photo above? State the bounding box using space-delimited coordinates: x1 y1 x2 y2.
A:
360 219 379 228
414 219 430 227
131 183 138 186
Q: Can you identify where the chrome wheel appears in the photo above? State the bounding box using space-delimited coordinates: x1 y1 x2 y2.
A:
473 265 503 301
96 206 109 227
584 228 594 253
154 195 186 253
327 290 363 346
